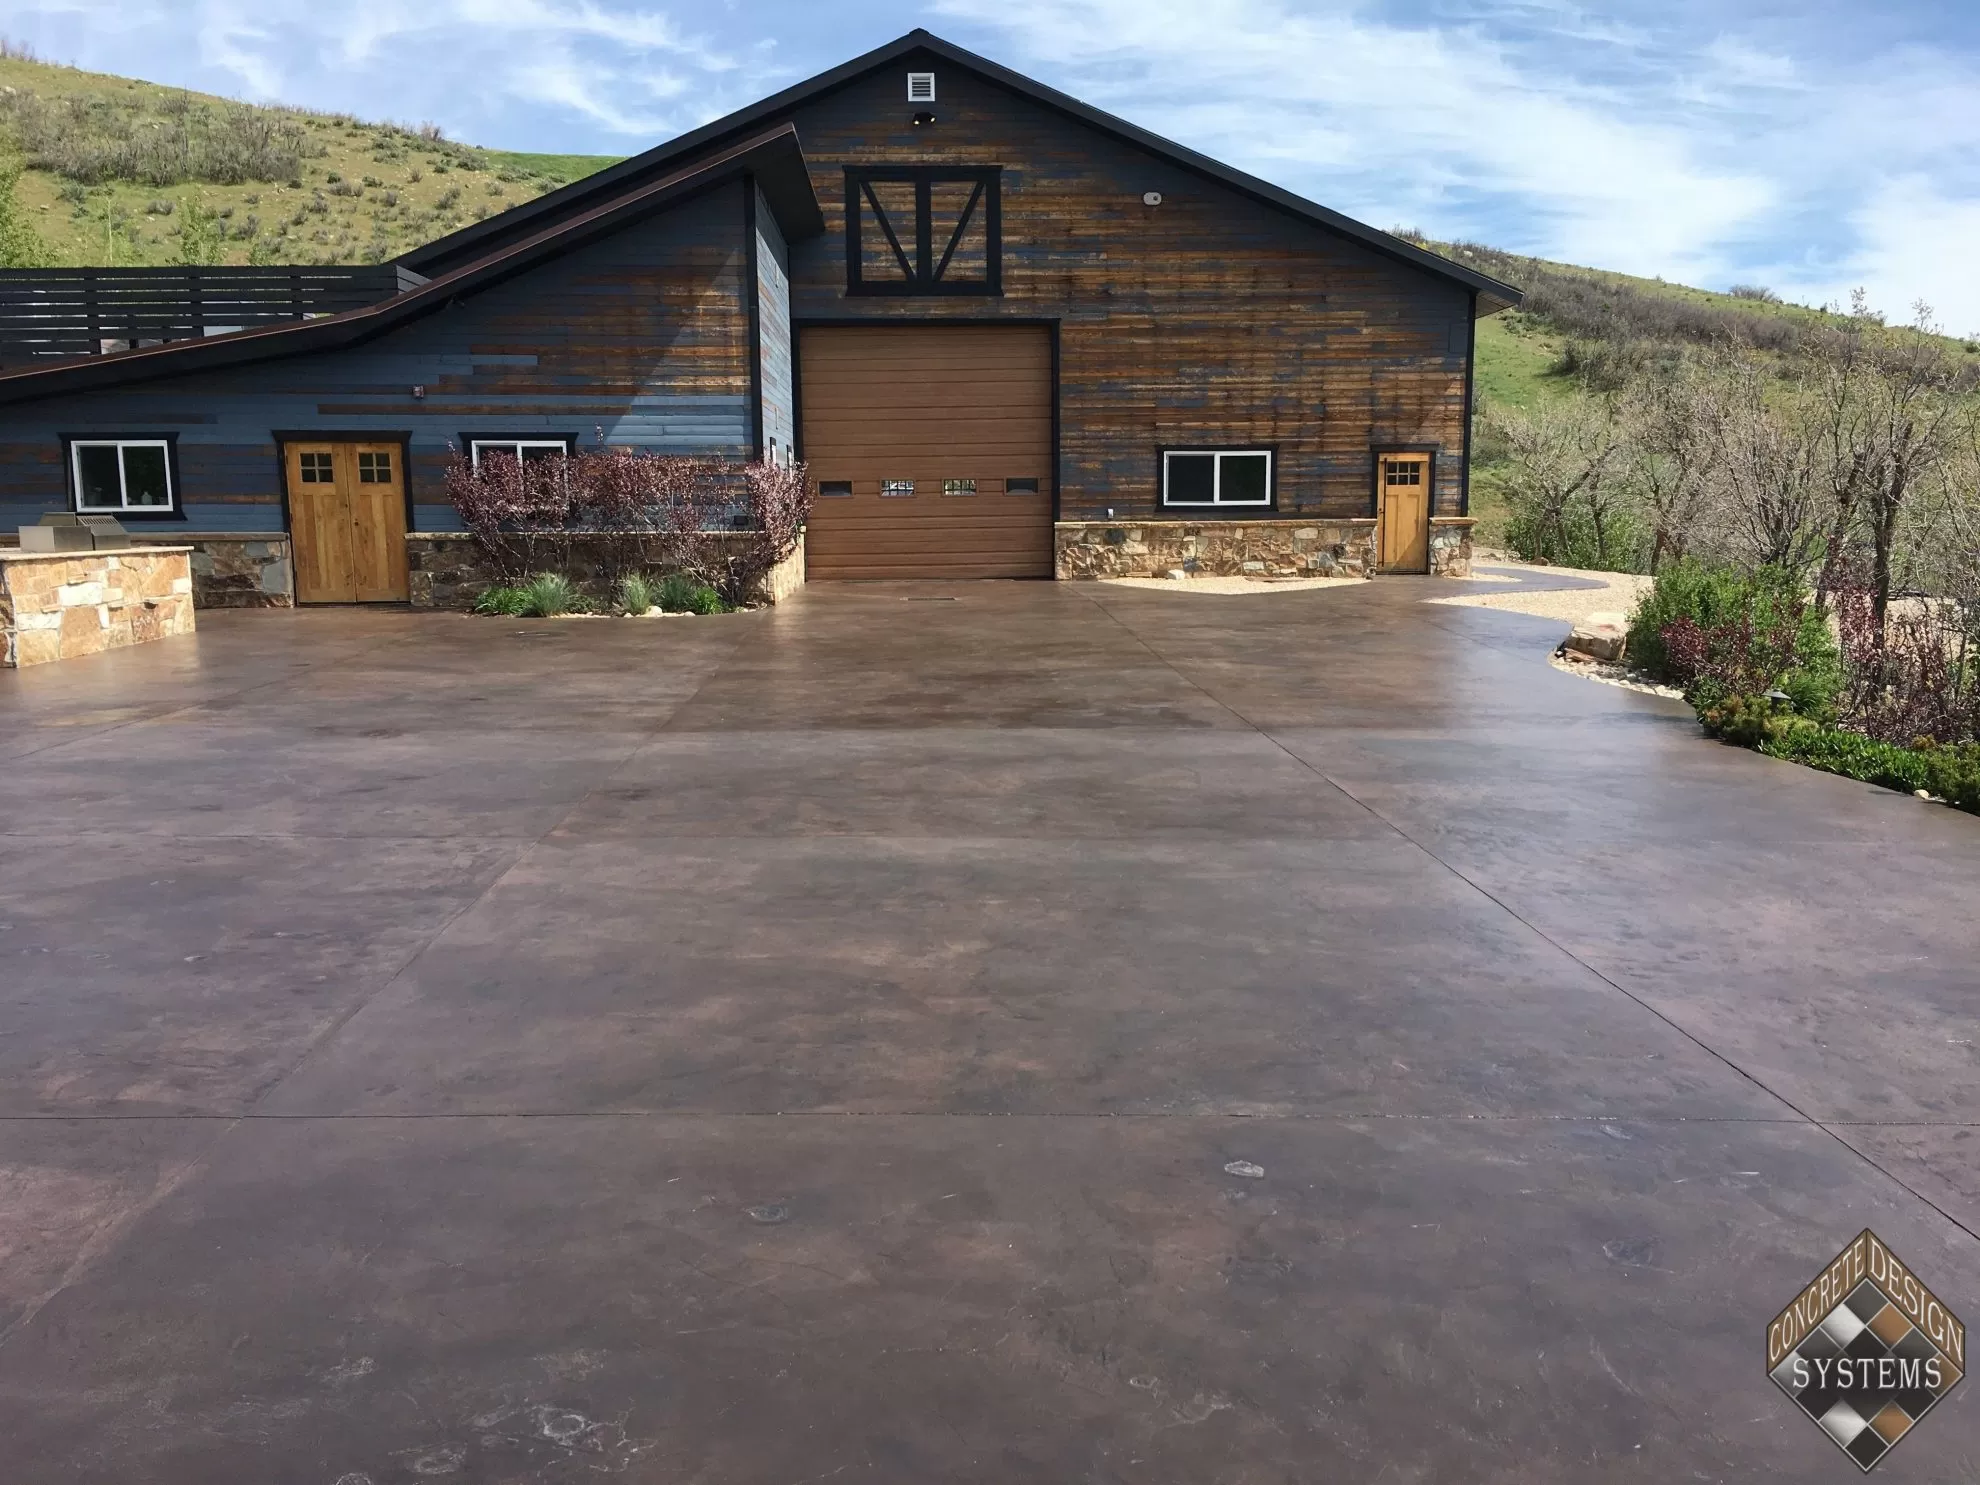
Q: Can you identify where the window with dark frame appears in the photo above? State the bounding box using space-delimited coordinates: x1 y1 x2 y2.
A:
818 480 853 498
299 451 334 484
70 438 176 515
357 451 393 484
1005 477 1039 494
1160 449 1274 509
846 167 1001 296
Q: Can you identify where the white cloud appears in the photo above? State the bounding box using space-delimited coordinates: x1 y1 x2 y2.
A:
933 0 1772 284
933 0 1978 327
5 0 785 144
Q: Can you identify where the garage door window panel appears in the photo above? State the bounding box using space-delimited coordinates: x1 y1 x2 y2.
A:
1161 449 1276 510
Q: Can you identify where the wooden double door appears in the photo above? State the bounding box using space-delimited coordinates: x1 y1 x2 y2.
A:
1376 452 1432 574
285 440 410 603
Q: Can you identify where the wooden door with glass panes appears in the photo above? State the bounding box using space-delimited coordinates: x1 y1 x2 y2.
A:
1376 452 1431 574
285 442 410 602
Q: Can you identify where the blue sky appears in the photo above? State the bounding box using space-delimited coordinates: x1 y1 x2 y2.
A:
9 1 1979 331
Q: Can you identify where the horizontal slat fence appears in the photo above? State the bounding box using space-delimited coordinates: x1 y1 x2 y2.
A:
0 265 424 364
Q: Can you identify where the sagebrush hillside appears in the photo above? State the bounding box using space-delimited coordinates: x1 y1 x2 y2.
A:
0 45 621 267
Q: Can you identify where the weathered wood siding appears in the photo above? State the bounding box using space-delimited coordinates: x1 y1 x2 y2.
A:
754 186 795 461
783 68 1472 521
0 182 751 535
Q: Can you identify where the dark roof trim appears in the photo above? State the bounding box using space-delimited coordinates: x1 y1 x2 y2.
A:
0 127 821 407
400 29 1522 315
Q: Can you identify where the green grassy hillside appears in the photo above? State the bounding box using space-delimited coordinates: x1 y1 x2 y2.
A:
0 48 620 266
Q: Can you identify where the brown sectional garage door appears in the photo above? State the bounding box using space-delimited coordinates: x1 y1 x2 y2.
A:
800 324 1053 579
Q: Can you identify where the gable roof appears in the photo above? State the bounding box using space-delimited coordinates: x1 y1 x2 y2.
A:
401 29 1522 315
0 126 821 407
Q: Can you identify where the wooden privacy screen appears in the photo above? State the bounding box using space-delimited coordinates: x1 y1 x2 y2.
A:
284 441 410 603
1377 453 1431 575
800 324 1052 579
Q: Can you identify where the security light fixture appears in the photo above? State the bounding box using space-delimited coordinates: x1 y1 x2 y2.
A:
1143 191 1163 206
910 110 937 127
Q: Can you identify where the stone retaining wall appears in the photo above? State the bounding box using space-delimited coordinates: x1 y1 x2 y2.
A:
131 534 294 608
1055 519 1380 580
406 531 807 609
1055 517 1474 580
0 546 195 667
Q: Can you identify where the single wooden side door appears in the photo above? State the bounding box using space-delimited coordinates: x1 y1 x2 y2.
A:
1377 453 1431 574
285 442 409 603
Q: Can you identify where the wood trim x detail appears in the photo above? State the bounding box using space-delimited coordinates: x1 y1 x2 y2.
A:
846 166 1002 297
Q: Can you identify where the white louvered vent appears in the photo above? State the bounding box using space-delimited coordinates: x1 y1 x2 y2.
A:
907 72 937 102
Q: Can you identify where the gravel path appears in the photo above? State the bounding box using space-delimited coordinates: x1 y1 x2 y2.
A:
1428 561 1653 624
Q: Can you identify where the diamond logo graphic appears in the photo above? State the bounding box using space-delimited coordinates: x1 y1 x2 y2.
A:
1768 1230 1965 1471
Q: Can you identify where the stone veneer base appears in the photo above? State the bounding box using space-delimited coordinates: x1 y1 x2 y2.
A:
1055 518 1474 580
130 534 295 608
0 546 196 667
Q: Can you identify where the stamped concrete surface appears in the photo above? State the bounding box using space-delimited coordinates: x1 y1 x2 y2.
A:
1 579 1976 1483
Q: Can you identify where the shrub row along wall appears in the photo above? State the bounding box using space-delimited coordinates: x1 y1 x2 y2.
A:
406 532 806 610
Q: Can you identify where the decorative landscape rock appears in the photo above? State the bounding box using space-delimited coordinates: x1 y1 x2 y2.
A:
1564 610 1630 663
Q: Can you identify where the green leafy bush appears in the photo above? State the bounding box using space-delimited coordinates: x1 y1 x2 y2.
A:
1761 727 1934 794
1632 560 1841 720
1919 743 1980 811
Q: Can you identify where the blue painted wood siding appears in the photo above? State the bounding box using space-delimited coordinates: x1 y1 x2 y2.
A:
782 72 1474 521
754 186 795 461
0 182 751 535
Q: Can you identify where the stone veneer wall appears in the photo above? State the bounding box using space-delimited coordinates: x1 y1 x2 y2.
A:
1055 518 1474 580
1429 519 1475 577
130 535 294 609
405 531 807 609
0 546 195 667
1056 519 1378 580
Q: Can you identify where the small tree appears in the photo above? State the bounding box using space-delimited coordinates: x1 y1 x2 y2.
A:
174 195 225 266
1489 396 1637 569
715 459 812 603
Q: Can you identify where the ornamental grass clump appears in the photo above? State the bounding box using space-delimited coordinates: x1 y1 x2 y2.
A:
655 572 728 614
516 571 582 616
614 570 659 615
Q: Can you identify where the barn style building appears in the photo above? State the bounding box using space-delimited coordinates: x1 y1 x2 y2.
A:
0 30 1520 603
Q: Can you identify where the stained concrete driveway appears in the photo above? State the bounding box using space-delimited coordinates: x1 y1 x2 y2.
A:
1 574 1976 1483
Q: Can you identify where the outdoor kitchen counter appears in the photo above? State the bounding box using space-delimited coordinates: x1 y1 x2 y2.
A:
0 545 196 667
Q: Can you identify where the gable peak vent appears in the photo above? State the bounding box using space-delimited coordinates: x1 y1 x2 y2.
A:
907 72 937 102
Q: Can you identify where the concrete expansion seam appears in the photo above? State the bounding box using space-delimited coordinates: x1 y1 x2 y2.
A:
1072 584 1978 1246
1311 764 1980 1250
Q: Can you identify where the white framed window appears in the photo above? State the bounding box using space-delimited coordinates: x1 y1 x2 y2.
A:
907 72 936 102
1160 448 1274 508
469 438 572 468
70 438 176 514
